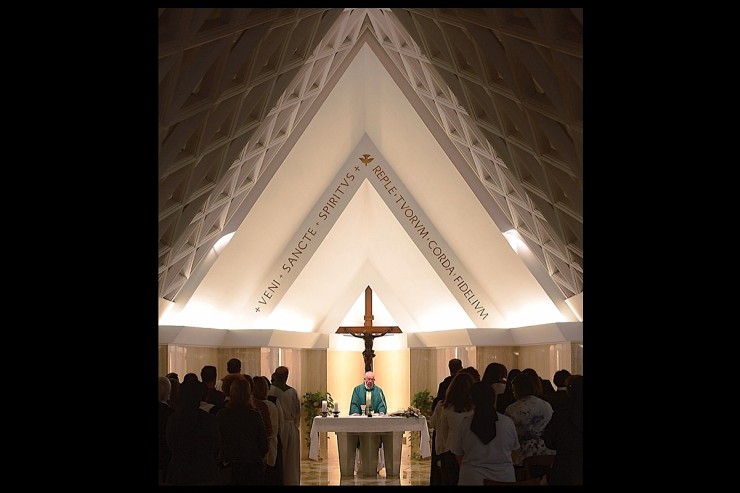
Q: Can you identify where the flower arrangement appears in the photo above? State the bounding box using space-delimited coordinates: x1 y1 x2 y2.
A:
389 406 422 418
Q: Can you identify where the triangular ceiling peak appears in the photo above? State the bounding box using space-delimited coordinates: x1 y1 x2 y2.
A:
253 178 482 334
229 135 509 330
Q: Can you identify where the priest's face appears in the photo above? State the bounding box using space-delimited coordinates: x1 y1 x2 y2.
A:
364 372 375 389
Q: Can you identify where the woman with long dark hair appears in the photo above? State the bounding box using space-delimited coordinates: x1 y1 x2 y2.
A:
449 381 520 484
430 372 476 485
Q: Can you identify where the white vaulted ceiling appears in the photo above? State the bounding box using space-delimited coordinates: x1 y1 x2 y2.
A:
158 8 583 343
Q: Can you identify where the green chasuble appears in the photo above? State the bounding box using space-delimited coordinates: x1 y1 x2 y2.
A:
349 384 388 415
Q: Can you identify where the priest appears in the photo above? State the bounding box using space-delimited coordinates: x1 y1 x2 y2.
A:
349 371 388 415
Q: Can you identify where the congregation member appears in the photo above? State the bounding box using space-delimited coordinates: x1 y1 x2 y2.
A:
434 359 463 405
505 371 555 479
217 375 269 485
543 374 583 485
460 366 481 381
182 372 199 384
430 358 463 485
430 371 476 485
449 381 520 484
167 376 181 409
200 365 226 415
269 366 301 485
254 375 282 485
165 379 221 485
264 375 285 485
244 374 273 438
158 376 174 484
544 369 571 410
219 357 242 394
481 362 508 397
496 368 520 414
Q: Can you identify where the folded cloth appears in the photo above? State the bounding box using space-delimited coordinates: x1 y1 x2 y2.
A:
378 444 385 472
353 444 386 473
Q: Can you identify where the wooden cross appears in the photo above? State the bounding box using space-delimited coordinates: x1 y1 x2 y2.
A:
336 286 401 372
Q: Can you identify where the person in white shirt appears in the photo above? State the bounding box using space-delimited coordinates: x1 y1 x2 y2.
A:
449 381 520 485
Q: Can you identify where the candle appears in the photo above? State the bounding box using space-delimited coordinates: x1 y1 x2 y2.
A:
334 402 338 413
321 400 327 413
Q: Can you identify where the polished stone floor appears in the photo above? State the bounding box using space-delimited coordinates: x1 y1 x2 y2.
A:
300 432 431 486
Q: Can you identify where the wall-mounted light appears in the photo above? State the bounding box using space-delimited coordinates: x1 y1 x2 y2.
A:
214 232 235 254
503 229 525 254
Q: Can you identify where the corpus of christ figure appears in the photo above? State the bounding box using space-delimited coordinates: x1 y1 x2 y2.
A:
335 286 402 372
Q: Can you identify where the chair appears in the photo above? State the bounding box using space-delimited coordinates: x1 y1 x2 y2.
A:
522 454 556 480
483 477 544 486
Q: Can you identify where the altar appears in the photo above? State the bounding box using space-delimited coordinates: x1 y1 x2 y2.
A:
309 415 431 476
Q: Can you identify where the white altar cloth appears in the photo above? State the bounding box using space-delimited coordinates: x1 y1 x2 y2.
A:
308 415 430 476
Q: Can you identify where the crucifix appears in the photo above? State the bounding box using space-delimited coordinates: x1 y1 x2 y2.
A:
336 285 402 372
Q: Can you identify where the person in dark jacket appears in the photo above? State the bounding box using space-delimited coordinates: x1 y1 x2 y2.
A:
429 358 463 485
200 365 226 414
496 368 520 414
166 379 221 485
158 376 174 484
542 374 583 485
217 375 269 485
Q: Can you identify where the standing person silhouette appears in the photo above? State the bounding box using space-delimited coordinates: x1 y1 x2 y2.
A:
200 365 226 415
482 362 508 398
165 379 221 485
496 368 520 414
543 369 571 411
217 357 242 393
430 371 476 485
542 374 583 485
504 371 555 478
268 366 301 485
449 381 520 484
254 375 282 485
430 358 463 485
264 375 284 485
158 376 174 484
217 376 268 485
